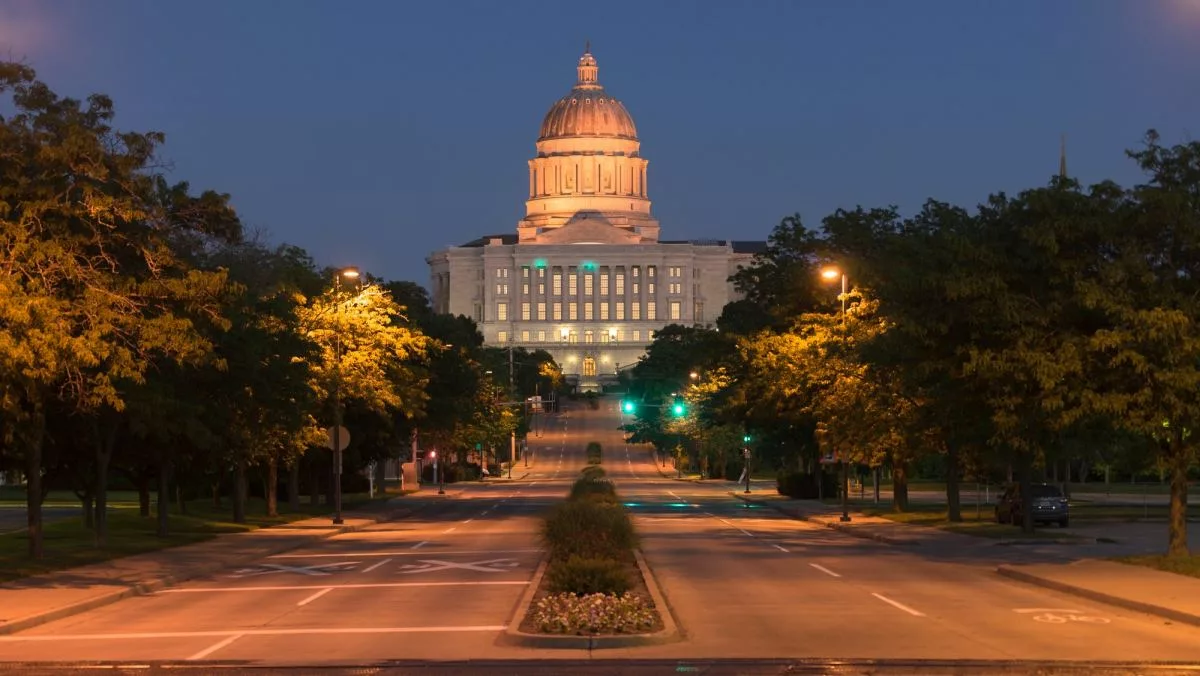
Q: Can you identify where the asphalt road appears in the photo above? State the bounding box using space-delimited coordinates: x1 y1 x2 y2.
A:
0 397 1197 672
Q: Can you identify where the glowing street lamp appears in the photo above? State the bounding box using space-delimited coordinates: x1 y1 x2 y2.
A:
821 265 851 523
330 266 361 525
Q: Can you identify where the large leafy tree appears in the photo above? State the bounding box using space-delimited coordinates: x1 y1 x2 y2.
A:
0 62 238 556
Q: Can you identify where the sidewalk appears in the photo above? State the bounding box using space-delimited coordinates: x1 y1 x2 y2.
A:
734 491 947 546
0 497 427 635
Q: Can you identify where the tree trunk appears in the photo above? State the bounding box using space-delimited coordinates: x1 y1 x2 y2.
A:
93 418 116 549
233 457 247 524
266 455 279 517
136 473 151 518
1167 429 1191 558
81 495 94 529
374 460 386 496
26 398 46 560
212 482 222 509
892 456 909 512
156 458 170 538
289 460 301 512
176 482 187 515
945 443 962 523
1019 452 1035 535
310 455 320 506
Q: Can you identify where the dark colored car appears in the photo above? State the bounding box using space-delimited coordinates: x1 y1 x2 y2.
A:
995 483 1069 528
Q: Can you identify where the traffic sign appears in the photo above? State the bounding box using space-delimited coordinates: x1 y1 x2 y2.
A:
325 426 350 451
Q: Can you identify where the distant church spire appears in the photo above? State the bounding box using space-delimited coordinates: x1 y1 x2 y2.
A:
1059 133 1068 178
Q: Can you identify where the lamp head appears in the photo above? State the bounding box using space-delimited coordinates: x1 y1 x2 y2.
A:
820 267 841 281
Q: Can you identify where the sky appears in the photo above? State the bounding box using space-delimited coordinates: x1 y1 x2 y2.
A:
3 0 1199 287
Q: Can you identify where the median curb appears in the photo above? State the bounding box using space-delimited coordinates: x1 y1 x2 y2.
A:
732 492 920 546
995 565 1200 629
0 499 426 636
500 549 682 649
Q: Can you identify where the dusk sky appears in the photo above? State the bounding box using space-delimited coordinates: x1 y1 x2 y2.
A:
3 0 1198 286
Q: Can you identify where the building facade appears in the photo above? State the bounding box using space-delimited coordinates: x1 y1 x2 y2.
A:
428 48 761 390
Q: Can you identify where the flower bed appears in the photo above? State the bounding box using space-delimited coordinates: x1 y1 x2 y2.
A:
530 591 657 634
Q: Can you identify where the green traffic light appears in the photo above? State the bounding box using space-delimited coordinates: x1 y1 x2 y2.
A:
743 435 751 443
622 401 635 413
672 403 685 416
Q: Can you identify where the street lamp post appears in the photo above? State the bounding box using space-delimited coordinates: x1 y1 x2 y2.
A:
331 266 360 525
822 267 851 523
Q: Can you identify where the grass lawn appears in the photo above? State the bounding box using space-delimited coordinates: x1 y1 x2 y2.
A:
859 504 1082 540
1115 554 1200 580
0 489 397 583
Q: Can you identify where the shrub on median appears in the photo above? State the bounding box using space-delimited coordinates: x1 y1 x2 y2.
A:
545 555 631 595
541 499 637 561
586 441 603 464
569 476 618 504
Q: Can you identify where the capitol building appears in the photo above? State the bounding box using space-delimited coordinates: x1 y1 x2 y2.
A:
427 47 761 390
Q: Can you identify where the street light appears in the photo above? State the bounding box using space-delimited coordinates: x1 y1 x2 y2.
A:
821 266 851 523
331 266 360 525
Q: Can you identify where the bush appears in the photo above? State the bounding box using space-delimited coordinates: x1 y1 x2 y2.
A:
570 476 618 504
545 555 631 595
542 500 637 561
580 466 606 479
586 441 603 465
776 470 839 499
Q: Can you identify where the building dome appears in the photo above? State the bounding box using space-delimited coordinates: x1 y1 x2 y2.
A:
538 48 638 141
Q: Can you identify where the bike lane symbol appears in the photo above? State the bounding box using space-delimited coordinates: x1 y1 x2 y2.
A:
1013 608 1110 624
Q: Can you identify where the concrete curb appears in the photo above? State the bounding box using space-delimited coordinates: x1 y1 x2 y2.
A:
732 492 920 546
500 549 682 649
0 501 422 636
996 565 1200 629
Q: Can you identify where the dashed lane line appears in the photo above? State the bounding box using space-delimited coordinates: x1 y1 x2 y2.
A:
809 563 841 578
296 587 333 606
872 592 925 617
186 633 244 661
772 544 789 552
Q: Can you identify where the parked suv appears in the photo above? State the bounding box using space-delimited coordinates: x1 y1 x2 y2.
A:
995 483 1069 528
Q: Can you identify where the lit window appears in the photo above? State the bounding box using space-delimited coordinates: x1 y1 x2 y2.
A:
569 303 578 320
633 281 640 294
648 266 656 278
600 272 609 295
538 283 545 295
633 330 641 342
537 302 547 320
538 267 546 279
647 301 656 320
632 302 641 320
521 302 531 320
522 283 529 295
521 330 529 341
522 266 530 278
585 303 594 320
553 272 562 295
568 273 578 295
648 282 655 295
600 303 609 320
537 330 546 342
670 300 681 320
552 302 561 320
498 331 508 342
615 303 625 320
632 266 640 278
584 274 593 295
584 330 594 344
497 303 508 321
615 273 625 295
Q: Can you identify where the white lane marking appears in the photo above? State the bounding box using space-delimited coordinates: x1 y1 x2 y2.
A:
160 581 530 594
0 626 511 643
717 517 755 538
772 544 789 552
399 558 521 574
443 527 457 533
271 547 541 558
226 562 359 578
872 592 925 617
461 519 473 524
362 558 393 573
296 587 333 606
186 633 243 661
810 563 841 578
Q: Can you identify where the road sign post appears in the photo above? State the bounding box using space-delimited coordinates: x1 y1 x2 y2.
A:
743 447 751 494
325 426 351 525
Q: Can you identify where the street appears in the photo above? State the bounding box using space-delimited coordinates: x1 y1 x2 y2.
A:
0 397 1197 671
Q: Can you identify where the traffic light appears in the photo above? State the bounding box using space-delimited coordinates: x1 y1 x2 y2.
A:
743 434 751 443
671 401 686 417
621 400 635 414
